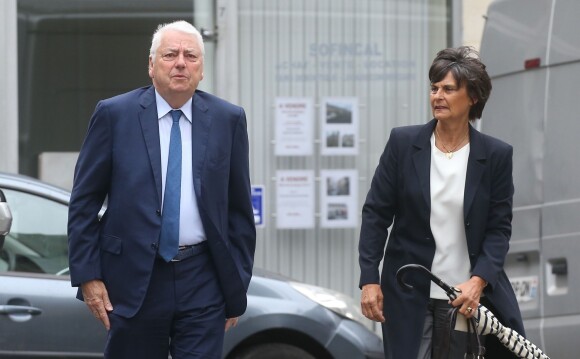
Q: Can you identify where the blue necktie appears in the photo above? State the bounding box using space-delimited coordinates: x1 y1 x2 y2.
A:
158 110 182 261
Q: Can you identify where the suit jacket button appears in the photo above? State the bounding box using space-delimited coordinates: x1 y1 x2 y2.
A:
465 222 470 227
156 209 161 216
151 243 158 249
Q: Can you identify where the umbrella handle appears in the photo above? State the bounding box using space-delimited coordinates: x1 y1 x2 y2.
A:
396 264 462 300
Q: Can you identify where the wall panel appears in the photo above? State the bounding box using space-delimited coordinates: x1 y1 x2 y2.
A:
236 0 448 299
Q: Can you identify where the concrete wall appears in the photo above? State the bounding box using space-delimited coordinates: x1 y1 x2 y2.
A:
224 0 448 299
463 0 492 50
0 0 19 173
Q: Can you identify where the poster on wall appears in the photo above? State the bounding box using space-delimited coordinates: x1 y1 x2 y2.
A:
276 170 315 229
320 97 359 156
275 97 314 156
320 169 358 228
251 185 265 228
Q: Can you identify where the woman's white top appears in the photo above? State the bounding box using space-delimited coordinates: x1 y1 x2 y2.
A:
429 134 471 299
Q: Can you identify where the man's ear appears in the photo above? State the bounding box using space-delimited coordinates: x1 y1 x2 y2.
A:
148 57 154 79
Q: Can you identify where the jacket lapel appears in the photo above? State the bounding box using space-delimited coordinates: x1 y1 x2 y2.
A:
411 120 487 222
464 125 486 218
412 119 437 210
191 92 211 200
138 87 163 204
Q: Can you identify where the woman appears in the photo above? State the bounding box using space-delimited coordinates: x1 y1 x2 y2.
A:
358 46 524 358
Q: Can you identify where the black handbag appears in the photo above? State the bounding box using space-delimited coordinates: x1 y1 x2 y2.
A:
442 307 486 359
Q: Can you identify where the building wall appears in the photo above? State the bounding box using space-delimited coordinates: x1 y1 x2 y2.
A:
462 0 492 50
0 0 19 173
229 0 449 298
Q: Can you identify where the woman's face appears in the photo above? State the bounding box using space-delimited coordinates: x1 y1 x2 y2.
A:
430 71 474 123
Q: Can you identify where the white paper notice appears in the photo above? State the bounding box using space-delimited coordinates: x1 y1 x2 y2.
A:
276 170 315 229
275 97 314 156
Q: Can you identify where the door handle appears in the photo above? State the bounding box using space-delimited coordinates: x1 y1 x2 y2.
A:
0 305 43 316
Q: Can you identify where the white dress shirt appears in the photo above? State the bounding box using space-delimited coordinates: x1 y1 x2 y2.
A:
429 133 470 299
155 90 206 246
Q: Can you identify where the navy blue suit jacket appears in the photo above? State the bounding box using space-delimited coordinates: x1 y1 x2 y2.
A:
359 119 524 358
68 86 256 318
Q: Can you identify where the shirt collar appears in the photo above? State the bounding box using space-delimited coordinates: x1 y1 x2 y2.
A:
154 89 193 123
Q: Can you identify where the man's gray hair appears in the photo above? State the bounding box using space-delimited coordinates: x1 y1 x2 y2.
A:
149 20 205 60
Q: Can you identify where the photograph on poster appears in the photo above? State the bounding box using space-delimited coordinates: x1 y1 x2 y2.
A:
320 170 358 228
320 97 359 155
275 97 314 156
341 133 355 147
276 170 315 229
326 175 350 196
327 203 348 220
325 101 353 124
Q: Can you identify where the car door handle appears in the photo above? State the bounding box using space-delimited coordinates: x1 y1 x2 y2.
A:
0 305 43 316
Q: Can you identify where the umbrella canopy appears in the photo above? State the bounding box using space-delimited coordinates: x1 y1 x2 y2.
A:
396 264 550 359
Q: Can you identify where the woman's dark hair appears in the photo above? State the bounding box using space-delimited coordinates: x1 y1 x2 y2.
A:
429 46 491 121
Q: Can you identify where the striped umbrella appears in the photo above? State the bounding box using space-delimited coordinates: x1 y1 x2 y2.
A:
396 264 550 359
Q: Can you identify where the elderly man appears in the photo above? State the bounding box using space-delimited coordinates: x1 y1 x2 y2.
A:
68 20 256 359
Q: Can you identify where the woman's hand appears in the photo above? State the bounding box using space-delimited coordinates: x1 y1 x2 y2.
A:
361 284 386 323
450 276 487 318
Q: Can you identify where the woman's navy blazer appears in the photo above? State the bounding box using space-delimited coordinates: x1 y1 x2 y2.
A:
359 119 525 358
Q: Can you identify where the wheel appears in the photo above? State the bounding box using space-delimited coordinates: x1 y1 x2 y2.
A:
232 343 316 359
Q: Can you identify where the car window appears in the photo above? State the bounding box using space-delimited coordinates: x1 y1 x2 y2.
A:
0 188 69 275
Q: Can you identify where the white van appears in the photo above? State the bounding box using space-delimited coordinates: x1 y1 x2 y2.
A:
480 0 580 357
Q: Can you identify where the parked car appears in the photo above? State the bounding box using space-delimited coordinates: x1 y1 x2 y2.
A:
0 172 383 359
0 189 11 250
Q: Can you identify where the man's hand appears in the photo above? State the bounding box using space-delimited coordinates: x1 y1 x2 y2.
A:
361 284 385 323
225 317 238 331
81 279 114 330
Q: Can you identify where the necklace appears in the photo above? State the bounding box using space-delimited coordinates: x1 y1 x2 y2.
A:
435 126 469 159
